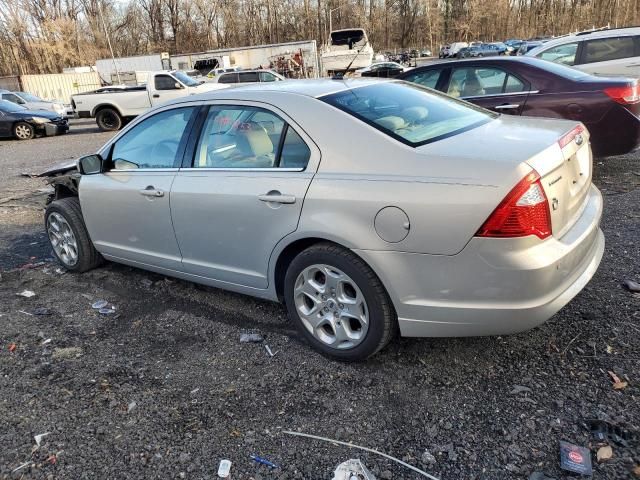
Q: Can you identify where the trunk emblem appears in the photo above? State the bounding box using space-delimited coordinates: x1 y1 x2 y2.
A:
552 198 559 211
575 134 584 146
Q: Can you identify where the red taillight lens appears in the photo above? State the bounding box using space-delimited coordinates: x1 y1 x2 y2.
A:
476 171 552 240
558 124 585 149
604 83 640 105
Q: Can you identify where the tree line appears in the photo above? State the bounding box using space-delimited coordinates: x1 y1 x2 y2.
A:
0 0 638 76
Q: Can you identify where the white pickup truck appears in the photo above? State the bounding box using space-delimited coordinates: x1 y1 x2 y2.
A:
72 71 228 131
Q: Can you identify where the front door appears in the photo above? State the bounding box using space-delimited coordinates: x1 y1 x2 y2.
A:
447 66 530 115
79 106 198 270
151 74 188 106
171 103 319 289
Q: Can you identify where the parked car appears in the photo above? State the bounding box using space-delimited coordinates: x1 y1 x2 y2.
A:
517 41 544 55
440 42 468 58
72 70 228 131
209 69 286 84
491 42 509 55
420 49 432 57
353 62 410 78
206 67 241 78
41 78 603 361
505 39 524 54
526 26 640 77
0 90 67 117
457 44 503 58
0 100 69 140
396 56 640 156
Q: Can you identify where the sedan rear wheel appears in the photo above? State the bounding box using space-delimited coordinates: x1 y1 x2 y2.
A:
284 242 397 361
14 122 34 140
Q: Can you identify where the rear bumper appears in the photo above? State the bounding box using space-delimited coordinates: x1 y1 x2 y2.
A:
355 184 604 337
590 105 640 157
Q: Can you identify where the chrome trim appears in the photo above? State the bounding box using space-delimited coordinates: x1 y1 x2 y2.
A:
462 90 539 100
178 167 305 172
109 168 180 173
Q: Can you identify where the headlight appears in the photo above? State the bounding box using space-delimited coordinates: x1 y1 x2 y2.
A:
30 117 51 124
54 103 65 111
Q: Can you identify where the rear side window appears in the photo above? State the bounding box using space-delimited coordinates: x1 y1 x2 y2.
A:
447 67 525 97
401 69 442 89
238 72 259 82
321 82 495 147
218 73 238 84
582 36 636 64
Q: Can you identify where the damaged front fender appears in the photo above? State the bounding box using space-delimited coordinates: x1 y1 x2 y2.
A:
38 159 81 204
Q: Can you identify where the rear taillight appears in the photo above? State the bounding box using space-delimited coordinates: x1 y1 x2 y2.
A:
558 124 585 149
476 171 552 240
604 83 640 105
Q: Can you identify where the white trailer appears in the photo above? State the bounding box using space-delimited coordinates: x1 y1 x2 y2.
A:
95 54 170 85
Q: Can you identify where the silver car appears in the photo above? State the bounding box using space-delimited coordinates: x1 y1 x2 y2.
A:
43 79 604 361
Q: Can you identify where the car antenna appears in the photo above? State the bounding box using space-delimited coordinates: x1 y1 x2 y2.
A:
332 40 367 80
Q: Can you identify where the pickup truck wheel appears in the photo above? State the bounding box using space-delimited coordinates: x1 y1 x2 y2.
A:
45 197 103 272
14 122 35 140
96 108 122 131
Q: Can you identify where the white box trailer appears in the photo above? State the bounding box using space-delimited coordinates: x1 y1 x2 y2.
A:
95 54 170 85
171 40 319 78
20 72 101 104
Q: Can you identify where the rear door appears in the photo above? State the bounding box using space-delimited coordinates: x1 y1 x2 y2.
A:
79 105 199 270
576 35 640 77
170 102 320 289
446 65 531 115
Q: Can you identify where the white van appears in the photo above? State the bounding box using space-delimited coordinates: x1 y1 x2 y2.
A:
526 27 640 77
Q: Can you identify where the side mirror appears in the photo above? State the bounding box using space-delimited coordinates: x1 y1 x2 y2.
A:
78 154 103 175
174 82 184 89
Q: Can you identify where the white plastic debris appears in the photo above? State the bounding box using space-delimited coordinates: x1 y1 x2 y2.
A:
34 432 50 446
265 345 276 357
332 459 376 480
240 333 264 343
92 300 108 309
42 339 52 345
217 459 232 478
99 306 116 315
16 290 36 298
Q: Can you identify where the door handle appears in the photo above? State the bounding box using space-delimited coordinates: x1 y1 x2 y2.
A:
152 94 160 98
139 186 164 197
494 104 520 110
258 192 296 204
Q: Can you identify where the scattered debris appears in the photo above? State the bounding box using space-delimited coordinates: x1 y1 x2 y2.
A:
34 432 50 446
608 371 628 390
54 267 67 275
16 290 36 298
18 310 33 316
332 459 376 480
510 385 532 395
217 459 232 478
52 347 83 359
283 431 439 479
140 278 153 288
559 441 592 476
623 279 640 293
11 461 33 473
528 472 556 480
240 333 264 343
421 450 437 465
127 401 137 413
8 343 17 353
264 344 276 357
587 418 635 447
190 388 200 395
42 339 52 345
91 300 108 309
596 445 613 462
32 307 53 315
250 454 279 469
99 306 116 315
633 465 640 477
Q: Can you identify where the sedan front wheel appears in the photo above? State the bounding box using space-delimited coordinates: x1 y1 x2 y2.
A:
13 122 34 140
284 242 397 361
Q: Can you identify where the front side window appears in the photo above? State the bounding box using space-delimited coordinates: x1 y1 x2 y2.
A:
0 99 26 112
2 93 23 104
111 107 195 169
193 106 310 169
321 82 495 147
401 69 442 89
259 72 278 82
18 92 43 102
536 43 578 66
583 36 636 64
155 75 180 91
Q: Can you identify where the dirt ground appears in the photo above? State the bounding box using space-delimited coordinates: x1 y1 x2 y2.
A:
0 120 639 479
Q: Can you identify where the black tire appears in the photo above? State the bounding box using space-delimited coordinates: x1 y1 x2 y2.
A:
13 122 34 140
96 108 123 131
45 197 103 272
284 242 397 361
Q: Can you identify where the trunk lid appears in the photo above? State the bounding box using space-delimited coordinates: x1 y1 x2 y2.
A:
526 124 592 238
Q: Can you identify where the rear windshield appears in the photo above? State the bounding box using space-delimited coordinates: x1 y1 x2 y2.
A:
321 82 495 147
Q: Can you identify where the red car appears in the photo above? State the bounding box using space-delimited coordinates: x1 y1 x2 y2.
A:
396 56 640 157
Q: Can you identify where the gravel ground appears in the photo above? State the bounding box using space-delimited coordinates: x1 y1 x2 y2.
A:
0 125 639 480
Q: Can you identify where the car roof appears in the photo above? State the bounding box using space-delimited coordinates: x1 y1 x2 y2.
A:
530 26 640 50
406 56 547 68
197 78 389 99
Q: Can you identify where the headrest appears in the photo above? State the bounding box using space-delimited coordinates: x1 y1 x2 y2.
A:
375 116 407 131
236 127 273 157
402 106 428 123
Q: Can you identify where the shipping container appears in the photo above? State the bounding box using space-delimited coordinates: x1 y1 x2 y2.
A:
0 76 21 91
20 72 101 104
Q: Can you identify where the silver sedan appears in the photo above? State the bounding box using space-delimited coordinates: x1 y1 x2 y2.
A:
43 79 604 361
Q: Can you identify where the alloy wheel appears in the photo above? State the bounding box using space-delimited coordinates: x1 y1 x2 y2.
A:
15 124 32 139
47 212 79 266
294 264 369 350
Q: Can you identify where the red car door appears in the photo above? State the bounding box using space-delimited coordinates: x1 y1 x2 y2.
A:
446 65 531 115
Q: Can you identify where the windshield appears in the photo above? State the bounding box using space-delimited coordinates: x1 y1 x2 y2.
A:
173 71 200 87
17 92 44 102
330 30 365 46
321 82 495 147
0 100 27 112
